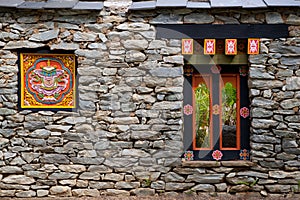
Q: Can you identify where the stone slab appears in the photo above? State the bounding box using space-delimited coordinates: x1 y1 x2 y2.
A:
186 2 211 8
264 0 300 6
156 0 187 7
72 1 103 10
0 0 24 7
129 1 156 10
211 0 242 7
17 1 46 9
242 0 267 8
44 0 78 9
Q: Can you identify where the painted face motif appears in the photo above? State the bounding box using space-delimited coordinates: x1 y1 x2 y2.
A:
26 58 71 104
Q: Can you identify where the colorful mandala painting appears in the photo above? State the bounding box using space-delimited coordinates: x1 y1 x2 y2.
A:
184 104 193 116
240 107 250 118
184 151 194 161
239 149 250 160
20 53 76 109
212 150 223 161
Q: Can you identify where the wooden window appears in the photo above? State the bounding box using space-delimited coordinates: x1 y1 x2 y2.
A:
183 65 250 161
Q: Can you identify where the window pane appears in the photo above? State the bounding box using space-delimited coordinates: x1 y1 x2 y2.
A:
221 81 237 148
195 82 211 149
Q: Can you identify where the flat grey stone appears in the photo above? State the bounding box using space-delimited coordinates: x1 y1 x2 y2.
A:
123 40 148 50
105 189 130 196
72 1 103 10
73 32 97 42
165 183 195 190
186 174 224 183
104 158 138 168
44 0 77 9
242 0 267 8
264 0 300 7
211 0 242 7
130 188 155 196
0 166 23 174
125 50 146 62
2 175 35 184
150 67 182 77
89 181 114 189
49 186 71 196
17 1 46 9
75 49 108 59
129 1 156 10
280 56 300 66
191 184 215 192
70 157 104 165
72 189 99 197
4 41 45 50
0 0 24 7
265 185 290 193
186 2 211 8
117 23 150 31
184 13 214 24
29 29 59 42
280 99 300 109
15 190 36 198
41 154 69 164
150 14 183 24
79 172 101 180
266 12 284 24
286 14 300 25
249 80 283 89
156 0 187 7
50 43 79 50
0 32 20 41
252 119 279 129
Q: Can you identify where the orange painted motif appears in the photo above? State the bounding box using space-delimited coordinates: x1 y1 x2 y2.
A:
20 53 76 109
248 38 260 54
182 39 193 54
204 39 216 55
225 39 237 55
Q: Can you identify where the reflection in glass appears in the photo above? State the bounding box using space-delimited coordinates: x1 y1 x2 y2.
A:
222 82 237 148
195 83 210 148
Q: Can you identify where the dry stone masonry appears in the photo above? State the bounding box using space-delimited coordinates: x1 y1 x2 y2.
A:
0 4 299 198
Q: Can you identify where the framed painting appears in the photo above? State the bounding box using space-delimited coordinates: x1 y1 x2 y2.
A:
20 53 76 110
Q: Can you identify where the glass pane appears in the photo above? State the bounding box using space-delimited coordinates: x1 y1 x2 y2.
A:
221 82 237 148
195 83 211 149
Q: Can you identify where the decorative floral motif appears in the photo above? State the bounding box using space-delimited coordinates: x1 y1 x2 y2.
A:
184 66 194 76
239 66 248 76
211 65 221 74
184 104 193 116
212 150 223 161
240 107 250 118
184 151 194 161
239 149 250 160
212 104 220 115
216 40 224 54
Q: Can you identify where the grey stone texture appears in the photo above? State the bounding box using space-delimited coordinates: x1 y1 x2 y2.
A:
0 5 299 199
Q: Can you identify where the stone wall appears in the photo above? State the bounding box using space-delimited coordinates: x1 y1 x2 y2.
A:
0 6 299 198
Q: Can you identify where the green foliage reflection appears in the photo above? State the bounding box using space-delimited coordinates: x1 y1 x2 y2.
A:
222 82 237 125
195 83 210 148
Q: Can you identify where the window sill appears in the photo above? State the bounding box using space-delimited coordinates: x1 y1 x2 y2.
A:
182 160 256 168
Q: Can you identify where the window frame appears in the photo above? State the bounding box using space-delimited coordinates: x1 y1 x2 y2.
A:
183 65 250 161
